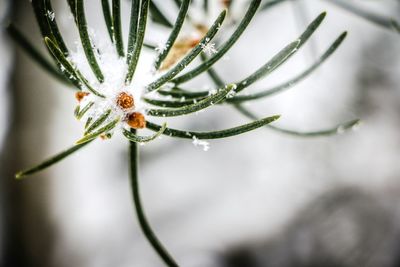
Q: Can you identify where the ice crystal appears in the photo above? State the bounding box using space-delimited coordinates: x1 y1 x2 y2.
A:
226 84 237 98
46 10 55 21
155 42 168 53
208 89 218 96
201 40 217 55
192 136 210 151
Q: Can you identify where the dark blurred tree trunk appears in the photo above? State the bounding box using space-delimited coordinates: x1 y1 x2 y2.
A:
1 0 56 266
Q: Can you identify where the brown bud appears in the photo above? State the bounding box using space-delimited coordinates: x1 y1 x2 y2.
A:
221 0 231 7
126 112 146 129
116 92 135 110
75 91 90 102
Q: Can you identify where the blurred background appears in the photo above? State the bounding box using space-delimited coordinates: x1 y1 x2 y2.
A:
1 0 400 266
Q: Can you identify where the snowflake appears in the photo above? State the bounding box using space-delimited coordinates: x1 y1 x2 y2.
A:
47 11 55 21
201 41 218 56
226 84 238 98
155 42 168 53
192 136 210 151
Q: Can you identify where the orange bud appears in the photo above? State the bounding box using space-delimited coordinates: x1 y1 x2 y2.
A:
126 112 146 129
116 92 135 110
75 91 90 102
221 0 231 7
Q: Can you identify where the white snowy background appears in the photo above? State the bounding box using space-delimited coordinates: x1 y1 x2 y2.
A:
1 0 400 266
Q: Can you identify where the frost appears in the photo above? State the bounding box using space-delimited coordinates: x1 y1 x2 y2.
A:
195 109 205 115
226 84 237 98
352 121 362 131
163 82 175 90
155 42 168 53
164 94 173 100
47 11 55 21
226 90 237 98
201 42 217 56
192 136 210 151
208 89 218 96
336 125 345 134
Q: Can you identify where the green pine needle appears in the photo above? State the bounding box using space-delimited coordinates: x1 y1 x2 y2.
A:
228 32 347 103
145 9 227 92
123 123 168 143
125 0 150 84
235 104 361 137
112 0 125 57
75 102 94 120
76 0 105 83
172 0 261 84
146 84 235 117
43 0 69 56
127 0 141 63
84 109 112 135
76 118 120 145
149 1 173 28
153 0 191 70
146 115 280 139
7 24 72 86
44 37 105 97
15 141 92 179
102 0 114 42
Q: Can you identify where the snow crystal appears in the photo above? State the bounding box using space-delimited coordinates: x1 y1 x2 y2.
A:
155 42 168 53
47 11 55 21
201 42 217 56
208 89 218 96
192 136 210 151
352 121 362 131
336 126 345 134
226 84 237 98
226 90 236 98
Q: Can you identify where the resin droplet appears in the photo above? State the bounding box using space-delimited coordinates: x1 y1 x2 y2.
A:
127 112 146 129
116 92 135 110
